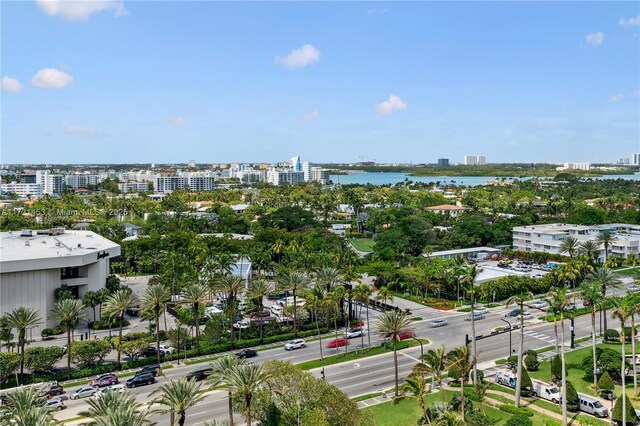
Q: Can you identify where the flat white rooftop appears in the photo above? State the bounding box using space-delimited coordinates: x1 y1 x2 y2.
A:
426 246 501 258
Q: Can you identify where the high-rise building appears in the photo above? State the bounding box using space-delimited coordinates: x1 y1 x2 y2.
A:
266 168 304 185
632 153 640 166
464 155 486 165
291 156 302 172
437 158 450 167
477 155 486 165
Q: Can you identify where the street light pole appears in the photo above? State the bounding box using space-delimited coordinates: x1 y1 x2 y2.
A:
501 318 512 359
411 336 424 363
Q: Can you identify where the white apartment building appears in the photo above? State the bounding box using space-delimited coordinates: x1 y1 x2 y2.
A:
118 182 149 193
0 183 43 199
302 161 330 184
0 229 121 335
266 169 305 186
561 163 591 171
65 173 101 189
464 155 486 165
512 223 640 261
154 173 216 194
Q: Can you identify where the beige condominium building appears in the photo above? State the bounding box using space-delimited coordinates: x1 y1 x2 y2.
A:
0 228 120 335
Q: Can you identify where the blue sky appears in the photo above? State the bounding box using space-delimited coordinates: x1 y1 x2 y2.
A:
1 1 639 165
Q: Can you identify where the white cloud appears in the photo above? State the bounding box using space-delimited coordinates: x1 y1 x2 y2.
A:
585 32 604 46
65 126 98 137
275 44 320 69
609 94 624 102
1 76 23 92
620 16 640 27
303 110 320 121
36 0 127 21
167 115 186 126
31 68 74 88
375 94 407 115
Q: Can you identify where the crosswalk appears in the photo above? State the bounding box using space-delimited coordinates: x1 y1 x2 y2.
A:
523 329 557 345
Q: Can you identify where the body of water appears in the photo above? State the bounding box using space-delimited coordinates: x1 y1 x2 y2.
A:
329 172 640 186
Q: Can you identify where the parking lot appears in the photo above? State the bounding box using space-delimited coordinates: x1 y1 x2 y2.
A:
475 260 552 283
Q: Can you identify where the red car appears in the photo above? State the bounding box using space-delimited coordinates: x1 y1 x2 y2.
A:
397 331 416 340
250 310 271 319
91 374 119 388
327 338 350 348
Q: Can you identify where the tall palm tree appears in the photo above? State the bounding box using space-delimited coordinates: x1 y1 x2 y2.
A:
102 289 136 370
315 266 342 293
327 287 347 355
588 267 622 331
246 279 272 344
78 390 154 426
181 283 208 356
226 362 271 426
579 240 601 265
392 375 431 426
352 283 373 351
305 293 325 360
546 286 570 425
3 384 60 426
376 310 413 396
208 355 242 426
50 298 86 380
141 284 171 364
506 290 533 408
413 345 447 402
5 306 41 383
628 293 640 396
149 378 207 426
546 286 569 355
215 275 245 350
375 286 394 307
277 270 309 337
596 231 616 264
611 297 632 426
460 264 480 388
445 345 476 422
579 280 604 389
559 236 579 259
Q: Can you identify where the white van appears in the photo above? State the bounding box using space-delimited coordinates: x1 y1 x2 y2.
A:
577 394 609 418
270 305 284 317
531 380 560 403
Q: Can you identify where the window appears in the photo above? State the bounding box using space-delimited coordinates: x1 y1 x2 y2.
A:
61 267 79 279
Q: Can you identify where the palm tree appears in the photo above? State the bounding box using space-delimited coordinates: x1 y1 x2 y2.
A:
546 287 570 425
628 293 640 397
546 286 569 355
181 283 208 356
611 297 632 426
315 265 342 293
376 310 413 396
596 231 616 264
579 280 604 389
305 293 325 360
277 270 309 337
588 267 622 331
208 355 242 426
445 345 476 422
579 241 601 265
141 284 171 364
460 265 480 388
413 345 447 402
225 362 271 426
149 378 207 426
352 283 373 351
246 279 272 343
50 298 86 380
5 306 41 383
215 275 245 349
102 289 136 370
78 390 154 426
559 236 579 259
506 290 533 408
375 286 394 307
392 375 431 426
327 287 346 355
3 384 59 426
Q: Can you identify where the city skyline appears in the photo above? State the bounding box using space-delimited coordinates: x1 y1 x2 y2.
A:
2 1 639 164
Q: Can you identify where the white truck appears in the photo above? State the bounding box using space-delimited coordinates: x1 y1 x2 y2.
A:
495 371 517 389
531 379 561 403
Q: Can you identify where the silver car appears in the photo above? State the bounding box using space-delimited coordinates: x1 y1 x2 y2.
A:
45 397 66 411
70 386 98 400
429 318 448 328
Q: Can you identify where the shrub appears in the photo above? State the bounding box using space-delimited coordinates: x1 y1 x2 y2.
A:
91 318 129 330
583 347 625 380
597 371 615 398
41 325 65 339
551 355 563 384
604 329 620 342
25 346 65 373
612 393 636 424
506 414 533 426
498 405 534 417
565 381 579 412
71 339 111 368
521 369 533 397
524 352 540 371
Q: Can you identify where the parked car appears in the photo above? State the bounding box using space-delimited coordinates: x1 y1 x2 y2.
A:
284 339 306 351
529 301 548 310
185 367 213 382
143 347 163 357
346 328 362 338
327 338 349 348
235 348 258 359
94 383 125 398
44 397 65 411
136 364 161 377
531 379 561 403
158 344 176 355
70 386 98 400
429 318 448 328
577 394 609 418
44 383 64 398
397 331 416 340
250 310 271 319
233 320 250 330
91 374 119 388
126 373 156 388
505 308 521 317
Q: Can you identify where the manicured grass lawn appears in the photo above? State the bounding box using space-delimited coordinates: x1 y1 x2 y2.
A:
615 267 640 277
349 238 376 252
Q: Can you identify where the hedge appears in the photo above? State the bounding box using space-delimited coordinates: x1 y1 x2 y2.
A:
476 275 557 302
498 405 534 417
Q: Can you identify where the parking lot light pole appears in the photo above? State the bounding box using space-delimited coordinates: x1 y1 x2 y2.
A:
411 336 424 363
500 318 512 358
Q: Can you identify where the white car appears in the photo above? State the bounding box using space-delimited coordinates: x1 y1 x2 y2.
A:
94 383 126 398
284 339 306 351
429 318 448 328
473 307 489 315
522 311 534 320
233 320 250 330
159 344 176 355
346 328 363 338
70 386 98 400
530 301 548 310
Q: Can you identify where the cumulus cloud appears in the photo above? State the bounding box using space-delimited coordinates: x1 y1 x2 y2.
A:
65 126 98 137
375 94 407 116
1 76 23 92
275 44 320 69
167 115 186 126
36 0 127 21
609 94 624 102
620 16 640 27
303 110 320 121
585 32 604 46
31 68 74 88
